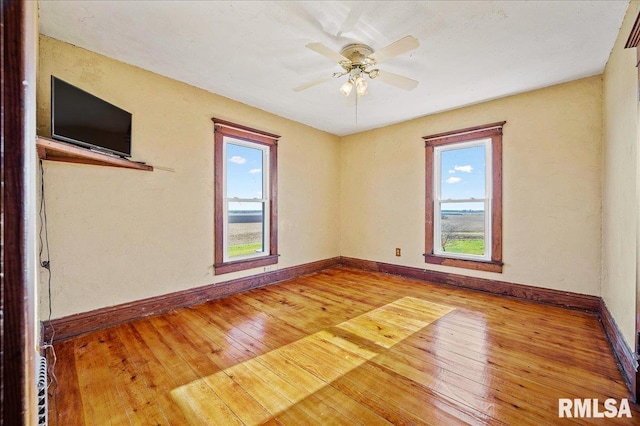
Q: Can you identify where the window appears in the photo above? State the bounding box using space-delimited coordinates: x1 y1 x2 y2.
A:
423 122 504 273
213 118 279 275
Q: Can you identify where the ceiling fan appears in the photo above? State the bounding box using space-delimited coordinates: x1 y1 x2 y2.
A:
294 35 420 97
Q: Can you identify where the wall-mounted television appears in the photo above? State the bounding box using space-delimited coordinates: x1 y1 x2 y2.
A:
51 76 132 157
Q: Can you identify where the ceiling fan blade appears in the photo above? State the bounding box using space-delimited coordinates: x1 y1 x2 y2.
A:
306 42 350 64
368 35 419 64
336 3 366 37
375 70 419 91
293 76 334 92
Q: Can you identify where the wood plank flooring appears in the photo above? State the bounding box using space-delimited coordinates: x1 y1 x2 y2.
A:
47 267 639 425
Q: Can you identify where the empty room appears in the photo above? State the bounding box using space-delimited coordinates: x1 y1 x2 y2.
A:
5 0 640 424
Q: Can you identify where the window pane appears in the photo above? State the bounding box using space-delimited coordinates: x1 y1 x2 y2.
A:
227 201 265 258
440 144 485 200
226 140 264 199
440 202 485 256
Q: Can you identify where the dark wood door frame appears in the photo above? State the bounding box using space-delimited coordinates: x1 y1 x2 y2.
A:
2 0 36 424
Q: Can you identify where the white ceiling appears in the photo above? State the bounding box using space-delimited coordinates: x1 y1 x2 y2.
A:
38 1 628 136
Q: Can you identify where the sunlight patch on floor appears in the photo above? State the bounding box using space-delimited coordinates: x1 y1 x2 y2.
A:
171 296 454 425
336 296 454 349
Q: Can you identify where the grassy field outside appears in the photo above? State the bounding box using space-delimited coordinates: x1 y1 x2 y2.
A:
443 239 484 255
441 211 485 256
228 222 263 257
229 242 262 257
225 212 487 257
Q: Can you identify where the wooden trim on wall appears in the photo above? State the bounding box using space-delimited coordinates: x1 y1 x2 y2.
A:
211 117 281 141
44 257 341 342
2 1 35 424
600 299 639 398
424 145 434 259
339 257 601 312
424 122 505 273
213 128 225 266
46 255 606 341
422 121 507 144
491 129 503 262
340 257 634 398
270 142 278 257
213 120 279 275
213 254 279 275
625 11 640 49
43 252 637 401
423 255 503 273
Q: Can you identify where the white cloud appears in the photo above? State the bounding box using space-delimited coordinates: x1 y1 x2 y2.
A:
229 156 246 164
249 168 261 174
454 165 473 173
446 177 461 184
448 170 455 174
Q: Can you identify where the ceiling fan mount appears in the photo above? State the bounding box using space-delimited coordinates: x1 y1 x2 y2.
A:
339 43 374 68
333 44 379 94
294 35 420 96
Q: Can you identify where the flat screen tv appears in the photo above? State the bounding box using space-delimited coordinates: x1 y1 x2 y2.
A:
51 76 132 157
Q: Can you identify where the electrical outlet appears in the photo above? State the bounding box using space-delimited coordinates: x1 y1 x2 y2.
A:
395 248 401 257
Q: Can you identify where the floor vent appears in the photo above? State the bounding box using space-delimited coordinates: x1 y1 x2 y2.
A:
37 355 48 426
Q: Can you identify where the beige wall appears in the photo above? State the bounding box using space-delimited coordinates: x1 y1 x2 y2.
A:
40 14 636 336
602 1 639 347
37 36 341 319
341 76 603 296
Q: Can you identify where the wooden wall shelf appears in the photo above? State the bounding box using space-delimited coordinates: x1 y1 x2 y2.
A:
37 137 153 171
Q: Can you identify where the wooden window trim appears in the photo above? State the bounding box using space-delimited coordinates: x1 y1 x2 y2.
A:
625 12 640 103
624 12 640 49
212 118 279 275
423 121 505 273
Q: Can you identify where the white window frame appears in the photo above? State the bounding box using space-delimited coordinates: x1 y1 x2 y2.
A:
222 137 271 263
433 138 492 262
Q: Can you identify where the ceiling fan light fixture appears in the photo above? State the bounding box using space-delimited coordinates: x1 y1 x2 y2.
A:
340 80 354 96
297 35 420 101
355 75 368 96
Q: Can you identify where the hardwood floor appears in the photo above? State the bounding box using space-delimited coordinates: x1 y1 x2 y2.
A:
47 267 639 425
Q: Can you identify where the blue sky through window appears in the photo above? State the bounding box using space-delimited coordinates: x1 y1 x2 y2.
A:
226 140 264 210
439 142 486 211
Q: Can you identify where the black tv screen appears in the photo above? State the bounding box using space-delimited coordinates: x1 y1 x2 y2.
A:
51 76 132 157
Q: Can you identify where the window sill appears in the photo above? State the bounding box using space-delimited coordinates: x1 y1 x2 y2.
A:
423 254 503 273
214 254 279 275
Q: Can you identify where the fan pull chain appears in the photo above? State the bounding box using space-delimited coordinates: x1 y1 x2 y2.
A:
355 91 359 124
